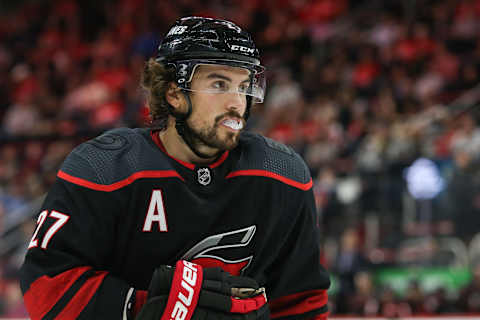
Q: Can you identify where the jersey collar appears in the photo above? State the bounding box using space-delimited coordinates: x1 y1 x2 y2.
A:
150 130 229 170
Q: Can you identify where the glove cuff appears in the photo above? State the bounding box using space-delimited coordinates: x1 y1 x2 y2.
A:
125 288 147 320
134 290 148 316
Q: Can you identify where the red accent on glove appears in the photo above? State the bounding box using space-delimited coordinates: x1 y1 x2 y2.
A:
160 260 203 320
230 293 267 314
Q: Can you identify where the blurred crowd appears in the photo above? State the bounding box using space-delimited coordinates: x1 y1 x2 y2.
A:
2 0 480 317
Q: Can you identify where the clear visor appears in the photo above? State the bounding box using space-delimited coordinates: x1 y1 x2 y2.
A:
176 60 266 103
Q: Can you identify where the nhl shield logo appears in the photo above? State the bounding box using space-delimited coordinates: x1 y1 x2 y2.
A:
197 167 212 186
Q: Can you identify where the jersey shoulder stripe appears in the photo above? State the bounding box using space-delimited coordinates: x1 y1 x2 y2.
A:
58 170 184 191
234 132 312 189
58 128 178 190
226 170 312 190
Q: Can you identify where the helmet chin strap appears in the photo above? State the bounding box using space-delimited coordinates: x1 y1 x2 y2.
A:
172 91 222 160
244 96 252 120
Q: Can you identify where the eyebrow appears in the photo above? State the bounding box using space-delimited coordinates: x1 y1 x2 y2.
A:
206 73 250 83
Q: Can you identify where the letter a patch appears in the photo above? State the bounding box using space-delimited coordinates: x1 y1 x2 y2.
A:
143 190 168 232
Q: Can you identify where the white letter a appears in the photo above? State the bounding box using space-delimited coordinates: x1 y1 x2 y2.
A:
143 190 168 232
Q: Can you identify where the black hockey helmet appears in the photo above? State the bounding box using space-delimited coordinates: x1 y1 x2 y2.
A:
156 16 266 104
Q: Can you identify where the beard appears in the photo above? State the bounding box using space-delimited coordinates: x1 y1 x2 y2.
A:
186 111 245 154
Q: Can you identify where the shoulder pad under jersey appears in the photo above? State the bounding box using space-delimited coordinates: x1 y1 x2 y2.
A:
60 128 172 185
237 132 312 185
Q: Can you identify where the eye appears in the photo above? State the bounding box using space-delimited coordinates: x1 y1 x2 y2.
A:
238 83 250 93
211 80 228 92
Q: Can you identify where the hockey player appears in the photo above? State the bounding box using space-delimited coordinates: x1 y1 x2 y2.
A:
20 17 330 319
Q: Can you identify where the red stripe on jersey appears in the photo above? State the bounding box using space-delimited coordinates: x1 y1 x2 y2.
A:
23 266 91 320
226 170 313 191
210 150 229 169
269 289 328 319
58 170 184 191
55 271 107 319
151 131 195 170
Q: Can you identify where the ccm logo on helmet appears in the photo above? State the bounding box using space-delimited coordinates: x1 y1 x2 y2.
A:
171 261 198 320
230 45 255 54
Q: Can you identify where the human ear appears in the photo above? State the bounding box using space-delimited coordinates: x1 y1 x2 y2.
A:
165 82 187 113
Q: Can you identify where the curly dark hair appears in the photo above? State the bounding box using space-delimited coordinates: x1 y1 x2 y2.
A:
141 58 176 129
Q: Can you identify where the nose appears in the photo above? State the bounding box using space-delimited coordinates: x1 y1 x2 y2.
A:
226 92 247 113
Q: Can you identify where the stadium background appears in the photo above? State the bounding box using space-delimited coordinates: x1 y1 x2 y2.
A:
2 0 480 318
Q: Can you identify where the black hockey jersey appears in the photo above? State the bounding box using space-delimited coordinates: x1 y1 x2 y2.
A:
20 128 330 320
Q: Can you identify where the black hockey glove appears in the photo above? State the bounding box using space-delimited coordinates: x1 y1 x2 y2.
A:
135 260 269 320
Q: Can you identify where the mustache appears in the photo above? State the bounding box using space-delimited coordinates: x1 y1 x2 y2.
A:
214 111 245 126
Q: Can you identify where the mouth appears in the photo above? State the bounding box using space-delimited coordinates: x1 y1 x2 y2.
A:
220 118 244 131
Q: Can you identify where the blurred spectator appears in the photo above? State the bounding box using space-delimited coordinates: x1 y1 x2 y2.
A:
405 280 426 314
2 65 40 136
348 271 380 316
441 132 480 242
1 280 28 317
378 285 412 318
458 264 480 312
423 287 457 314
333 227 369 313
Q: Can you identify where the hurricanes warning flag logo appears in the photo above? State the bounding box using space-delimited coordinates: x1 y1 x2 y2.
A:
181 226 256 276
